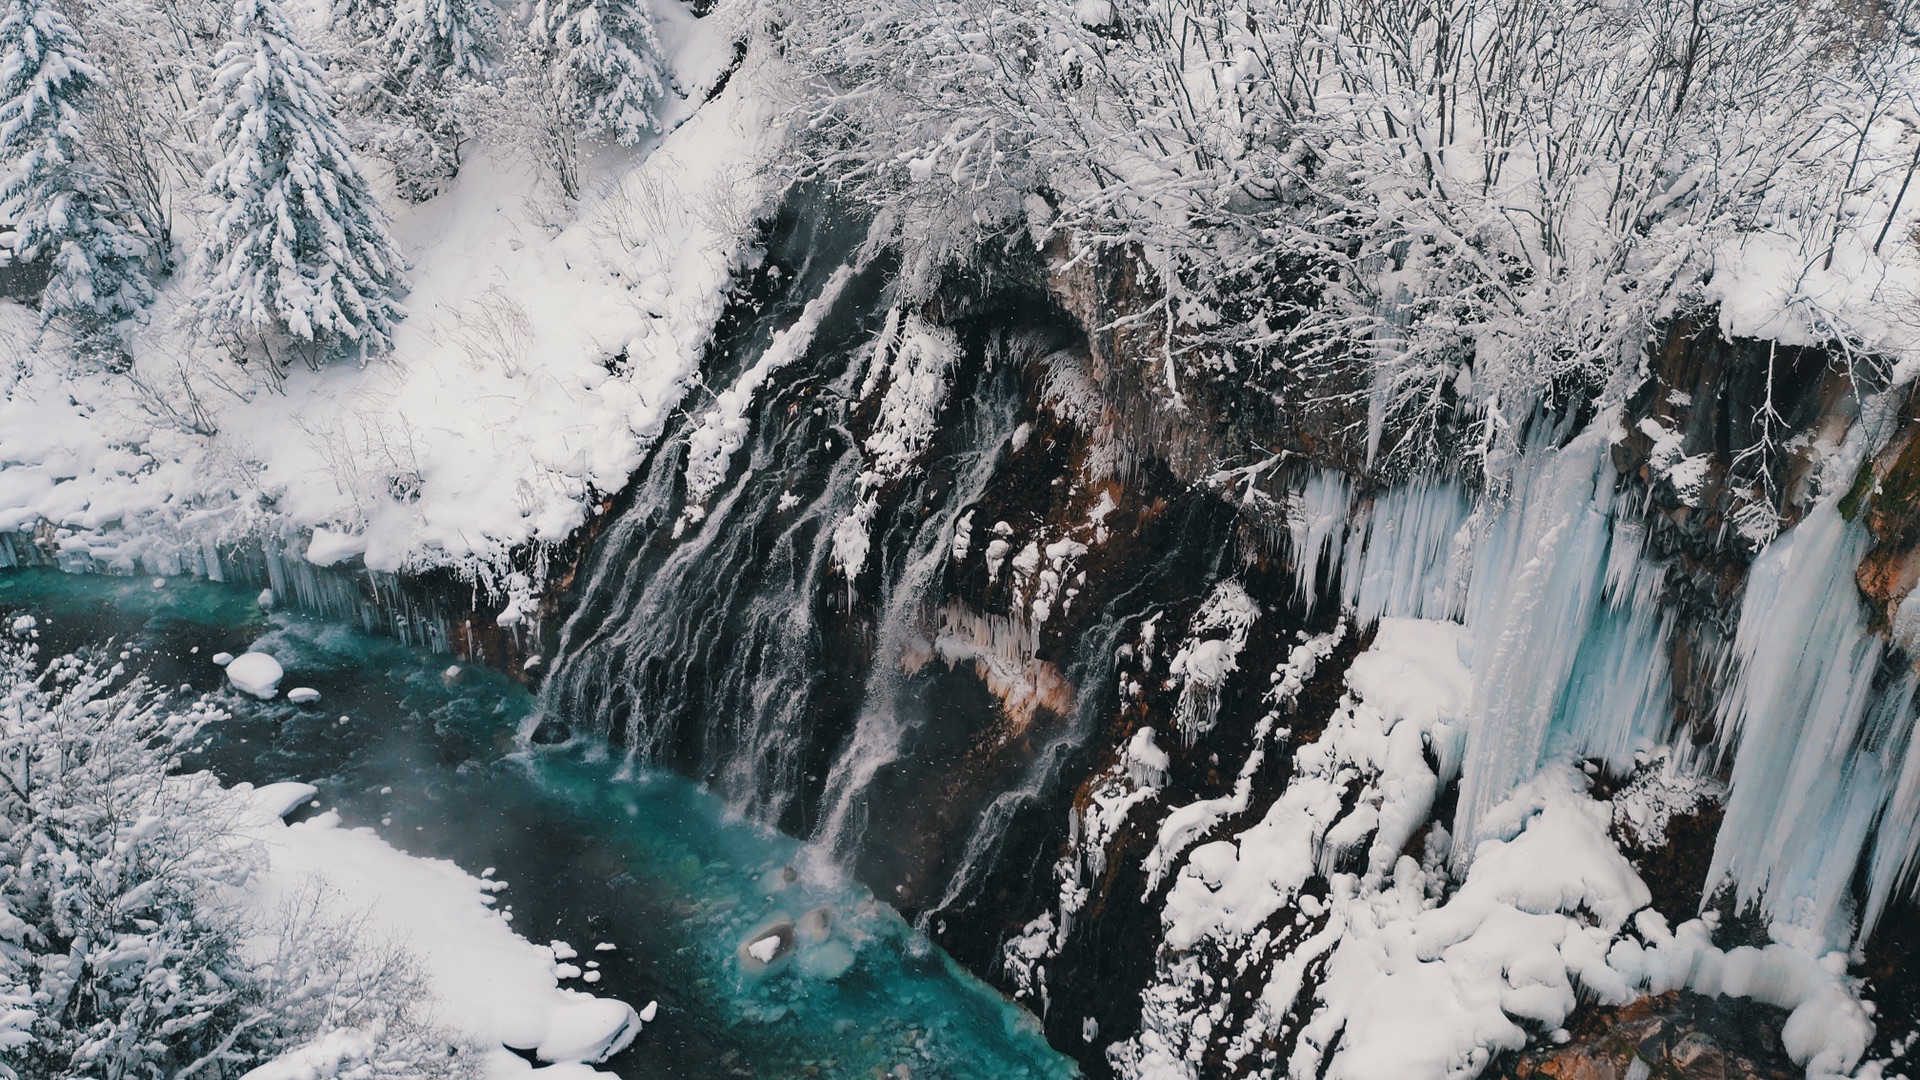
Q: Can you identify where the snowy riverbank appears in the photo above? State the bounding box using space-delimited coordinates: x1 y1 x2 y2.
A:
236 782 646 1080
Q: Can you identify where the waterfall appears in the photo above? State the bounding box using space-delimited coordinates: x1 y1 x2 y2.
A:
535 203 1097 879
809 364 1024 863
536 283 878 827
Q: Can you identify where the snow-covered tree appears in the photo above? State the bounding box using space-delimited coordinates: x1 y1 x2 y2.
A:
0 0 155 355
385 0 496 88
533 0 669 147
0 632 478 1080
374 0 500 199
791 0 1920 480
0 638 254 1079
331 0 501 202
76 0 228 271
193 0 407 364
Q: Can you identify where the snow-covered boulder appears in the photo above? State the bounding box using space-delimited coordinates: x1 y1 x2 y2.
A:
226 653 285 699
287 687 321 704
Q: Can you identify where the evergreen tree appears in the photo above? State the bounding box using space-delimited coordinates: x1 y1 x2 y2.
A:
193 0 406 362
533 0 668 146
0 0 154 355
369 0 499 200
385 0 496 89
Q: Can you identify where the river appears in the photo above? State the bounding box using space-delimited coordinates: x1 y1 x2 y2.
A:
0 568 1079 1080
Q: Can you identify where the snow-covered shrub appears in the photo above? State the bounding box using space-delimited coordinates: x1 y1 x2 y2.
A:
788 0 1920 477
0 638 254 1079
460 24 585 199
334 0 503 201
248 879 481 1080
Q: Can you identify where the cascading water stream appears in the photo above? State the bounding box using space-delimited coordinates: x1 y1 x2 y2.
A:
534 194 883 828
534 194 1099 898
808 372 1025 865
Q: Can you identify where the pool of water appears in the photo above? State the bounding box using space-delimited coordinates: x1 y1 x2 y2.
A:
0 569 1078 1080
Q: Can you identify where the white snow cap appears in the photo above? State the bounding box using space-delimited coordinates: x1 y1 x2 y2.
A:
286 687 321 704
226 653 285 699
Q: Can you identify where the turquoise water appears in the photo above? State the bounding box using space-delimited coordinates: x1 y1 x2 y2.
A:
0 568 1077 1080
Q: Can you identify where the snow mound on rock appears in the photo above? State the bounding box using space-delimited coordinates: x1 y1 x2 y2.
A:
226 653 284 699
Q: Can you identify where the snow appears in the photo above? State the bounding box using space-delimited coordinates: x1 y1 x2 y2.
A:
1139 625 1348 892
287 686 321 704
1343 618 1470 729
830 314 964 579
226 651 285 699
1108 620 1873 1080
0 21 785 584
1165 582 1260 744
241 1028 383 1080
747 935 781 963
212 651 236 666
6 615 31 637
232 783 643 1078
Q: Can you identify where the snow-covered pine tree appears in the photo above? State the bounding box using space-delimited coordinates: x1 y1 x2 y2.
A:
194 0 406 364
385 0 496 89
0 0 155 356
533 0 669 147
336 0 394 43
365 0 500 200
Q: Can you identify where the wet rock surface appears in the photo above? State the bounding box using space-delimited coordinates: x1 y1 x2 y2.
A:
1496 992 1799 1080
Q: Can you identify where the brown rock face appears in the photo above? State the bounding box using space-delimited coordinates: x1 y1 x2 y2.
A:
1498 992 1798 1080
1849 392 1920 635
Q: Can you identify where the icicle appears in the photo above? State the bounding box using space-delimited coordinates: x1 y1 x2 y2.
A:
1287 470 1352 613
1450 423 1620 863
1339 478 1473 625
1545 517 1673 774
1862 674 1920 943
1705 500 1913 946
